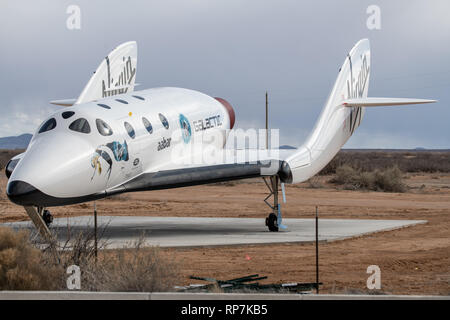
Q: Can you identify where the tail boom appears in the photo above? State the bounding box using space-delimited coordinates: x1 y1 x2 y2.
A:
283 39 436 184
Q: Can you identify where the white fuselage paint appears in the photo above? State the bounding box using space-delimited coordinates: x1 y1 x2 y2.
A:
9 87 230 198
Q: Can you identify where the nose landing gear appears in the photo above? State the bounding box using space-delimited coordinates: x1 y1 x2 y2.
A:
22 206 54 241
42 209 54 227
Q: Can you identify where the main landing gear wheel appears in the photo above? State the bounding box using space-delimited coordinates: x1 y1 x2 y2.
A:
42 209 53 227
265 213 279 232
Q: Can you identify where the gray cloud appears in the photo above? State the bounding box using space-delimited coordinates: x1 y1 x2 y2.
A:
0 0 448 148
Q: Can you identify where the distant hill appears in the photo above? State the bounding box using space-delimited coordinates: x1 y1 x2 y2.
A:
0 134 32 149
279 145 297 149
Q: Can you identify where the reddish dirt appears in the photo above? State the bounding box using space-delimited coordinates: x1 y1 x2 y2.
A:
0 174 449 295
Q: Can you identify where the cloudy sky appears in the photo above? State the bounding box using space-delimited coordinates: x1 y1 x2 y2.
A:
0 0 449 148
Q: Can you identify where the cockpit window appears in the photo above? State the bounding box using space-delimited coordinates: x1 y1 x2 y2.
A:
97 103 111 109
96 119 113 136
124 122 135 139
116 99 128 104
69 118 91 134
159 113 169 129
142 117 153 134
62 111 75 119
132 95 145 101
38 118 57 133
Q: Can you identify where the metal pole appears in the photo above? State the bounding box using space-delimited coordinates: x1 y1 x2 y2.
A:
315 206 319 294
265 91 268 149
94 201 98 260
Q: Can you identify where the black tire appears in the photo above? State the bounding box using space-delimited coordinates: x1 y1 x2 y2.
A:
42 210 53 227
266 213 279 232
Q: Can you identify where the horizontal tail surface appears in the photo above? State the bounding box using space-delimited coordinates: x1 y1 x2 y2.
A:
342 97 436 107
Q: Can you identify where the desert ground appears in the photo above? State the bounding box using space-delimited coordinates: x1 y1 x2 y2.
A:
1 174 449 295
0 150 449 295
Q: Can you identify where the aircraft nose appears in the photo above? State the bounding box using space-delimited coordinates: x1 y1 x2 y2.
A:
6 180 41 206
6 131 100 205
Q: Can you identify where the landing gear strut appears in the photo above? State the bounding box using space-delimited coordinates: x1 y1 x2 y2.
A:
22 206 54 241
263 175 284 232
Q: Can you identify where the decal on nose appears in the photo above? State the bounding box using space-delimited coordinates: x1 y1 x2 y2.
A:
6 180 41 206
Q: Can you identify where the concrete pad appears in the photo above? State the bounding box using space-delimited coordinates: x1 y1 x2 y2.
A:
2 216 427 249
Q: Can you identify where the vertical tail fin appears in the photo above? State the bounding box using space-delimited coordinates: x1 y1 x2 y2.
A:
283 39 435 184
285 39 371 183
75 41 137 104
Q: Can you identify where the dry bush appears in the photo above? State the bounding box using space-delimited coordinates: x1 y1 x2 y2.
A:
50 232 180 292
321 150 450 174
91 241 179 292
330 165 405 192
373 166 406 192
331 165 368 190
0 227 60 290
0 226 180 292
306 176 323 189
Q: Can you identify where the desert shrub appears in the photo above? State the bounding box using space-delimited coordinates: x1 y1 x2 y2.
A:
306 176 323 188
53 232 180 292
358 171 376 190
320 150 450 174
330 165 367 190
91 244 179 292
0 226 180 291
330 165 405 192
331 165 355 185
0 227 60 290
372 166 406 192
